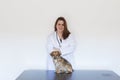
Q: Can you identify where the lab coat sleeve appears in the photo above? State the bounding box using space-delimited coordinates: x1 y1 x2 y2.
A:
46 35 54 54
60 34 76 56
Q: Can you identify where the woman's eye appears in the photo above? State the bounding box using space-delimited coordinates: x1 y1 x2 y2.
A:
58 24 64 26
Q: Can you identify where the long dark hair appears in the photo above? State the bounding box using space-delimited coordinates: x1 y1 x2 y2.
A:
54 17 70 39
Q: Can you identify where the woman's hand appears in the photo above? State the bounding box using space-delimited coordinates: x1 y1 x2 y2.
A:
53 47 60 52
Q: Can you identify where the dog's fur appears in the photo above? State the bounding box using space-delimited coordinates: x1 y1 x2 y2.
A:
50 51 73 73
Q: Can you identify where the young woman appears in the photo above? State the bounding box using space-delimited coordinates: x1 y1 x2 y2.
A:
46 17 76 70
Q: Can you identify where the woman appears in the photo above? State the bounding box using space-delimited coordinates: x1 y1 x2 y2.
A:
46 17 76 70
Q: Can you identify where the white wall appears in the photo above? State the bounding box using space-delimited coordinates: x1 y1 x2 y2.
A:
0 0 120 80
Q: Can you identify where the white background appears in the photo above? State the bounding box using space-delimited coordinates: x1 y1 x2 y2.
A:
0 0 120 80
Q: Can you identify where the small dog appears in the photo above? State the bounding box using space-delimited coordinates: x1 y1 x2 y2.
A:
50 51 73 73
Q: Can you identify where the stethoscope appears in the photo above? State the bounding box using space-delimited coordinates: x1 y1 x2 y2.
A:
56 32 62 47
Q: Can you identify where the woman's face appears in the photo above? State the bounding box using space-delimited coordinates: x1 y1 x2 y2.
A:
56 20 64 33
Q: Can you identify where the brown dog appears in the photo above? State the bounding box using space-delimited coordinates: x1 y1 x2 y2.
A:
50 51 73 73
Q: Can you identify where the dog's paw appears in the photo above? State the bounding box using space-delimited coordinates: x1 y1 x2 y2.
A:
56 71 60 74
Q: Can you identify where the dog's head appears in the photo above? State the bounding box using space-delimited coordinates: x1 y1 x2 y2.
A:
50 51 61 59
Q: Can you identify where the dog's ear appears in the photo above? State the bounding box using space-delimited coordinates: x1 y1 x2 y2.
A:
58 51 61 56
50 52 53 56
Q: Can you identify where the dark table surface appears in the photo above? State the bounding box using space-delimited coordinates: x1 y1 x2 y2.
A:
16 70 120 80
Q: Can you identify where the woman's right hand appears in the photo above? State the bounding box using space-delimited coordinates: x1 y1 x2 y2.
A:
53 47 60 52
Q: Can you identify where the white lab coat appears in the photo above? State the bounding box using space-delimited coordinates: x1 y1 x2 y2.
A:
46 31 76 70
